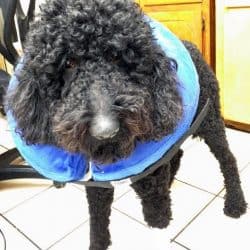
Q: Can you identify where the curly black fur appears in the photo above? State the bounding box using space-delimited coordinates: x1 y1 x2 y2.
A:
86 186 114 250
4 1 247 250
6 0 182 164
183 41 247 218
132 163 173 229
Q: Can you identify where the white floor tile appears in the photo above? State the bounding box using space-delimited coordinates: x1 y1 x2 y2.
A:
176 129 250 195
225 128 250 168
0 117 15 149
5 184 89 249
0 117 8 131
0 179 51 213
113 180 214 238
180 136 200 151
0 215 39 250
176 197 250 250
0 145 7 154
177 140 224 194
0 130 15 149
239 164 250 208
50 209 189 250
73 182 131 201
47 221 89 250
113 184 132 200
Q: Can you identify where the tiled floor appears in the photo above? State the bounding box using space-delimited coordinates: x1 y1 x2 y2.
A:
0 114 250 250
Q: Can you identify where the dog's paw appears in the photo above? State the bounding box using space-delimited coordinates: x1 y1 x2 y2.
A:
89 243 110 250
146 215 172 229
223 191 247 218
143 204 172 229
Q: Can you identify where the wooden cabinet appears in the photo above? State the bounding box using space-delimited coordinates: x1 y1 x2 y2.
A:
144 4 203 50
139 0 214 67
0 55 6 71
216 0 250 130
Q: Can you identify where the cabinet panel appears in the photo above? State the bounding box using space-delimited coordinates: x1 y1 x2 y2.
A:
145 3 202 51
216 1 250 128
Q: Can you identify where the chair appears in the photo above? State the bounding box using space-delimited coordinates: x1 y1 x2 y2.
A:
0 0 19 65
0 0 52 184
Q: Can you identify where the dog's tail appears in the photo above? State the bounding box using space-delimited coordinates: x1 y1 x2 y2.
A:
0 69 10 115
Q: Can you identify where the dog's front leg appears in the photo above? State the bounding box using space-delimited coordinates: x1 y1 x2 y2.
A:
86 186 114 250
131 164 172 228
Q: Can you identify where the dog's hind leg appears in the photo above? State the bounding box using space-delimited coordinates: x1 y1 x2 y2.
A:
183 40 247 218
86 186 114 250
169 149 183 187
195 115 247 218
195 119 247 218
131 164 172 228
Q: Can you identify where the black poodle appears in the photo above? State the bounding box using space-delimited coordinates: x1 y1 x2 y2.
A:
5 0 247 249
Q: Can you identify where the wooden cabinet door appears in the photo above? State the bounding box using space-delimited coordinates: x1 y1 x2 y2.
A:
144 3 203 51
140 0 213 67
216 0 250 129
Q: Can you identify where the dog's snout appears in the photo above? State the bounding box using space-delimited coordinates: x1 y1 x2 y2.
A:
90 115 119 140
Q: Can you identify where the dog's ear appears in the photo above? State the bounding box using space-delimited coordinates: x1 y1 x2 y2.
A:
5 0 71 145
150 50 183 139
6 59 57 145
5 0 69 144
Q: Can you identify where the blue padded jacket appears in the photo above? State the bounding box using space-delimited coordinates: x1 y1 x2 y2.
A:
7 18 200 182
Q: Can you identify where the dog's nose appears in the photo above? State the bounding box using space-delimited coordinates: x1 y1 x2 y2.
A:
90 115 119 140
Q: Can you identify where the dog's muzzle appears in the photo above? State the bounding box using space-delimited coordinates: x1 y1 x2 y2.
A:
90 114 119 140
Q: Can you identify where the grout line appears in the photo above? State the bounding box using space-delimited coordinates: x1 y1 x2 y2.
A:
174 178 222 196
3 185 53 214
112 207 149 228
0 146 7 154
240 162 250 173
46 220 89 250
173 240 191 250
0 145 9 150
0 213 42 249
113 188 132 202
171 191 222 242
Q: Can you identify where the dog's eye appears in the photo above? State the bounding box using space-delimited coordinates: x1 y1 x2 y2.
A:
66 59 77 69
112 58 119 64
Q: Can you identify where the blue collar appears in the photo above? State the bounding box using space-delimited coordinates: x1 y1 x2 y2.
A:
7 18 200 182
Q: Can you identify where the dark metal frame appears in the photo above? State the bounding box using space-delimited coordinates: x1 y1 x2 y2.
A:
0 0 36 64
0 0 19 64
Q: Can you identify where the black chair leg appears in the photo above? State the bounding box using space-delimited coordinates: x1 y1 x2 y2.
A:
53 181 66 188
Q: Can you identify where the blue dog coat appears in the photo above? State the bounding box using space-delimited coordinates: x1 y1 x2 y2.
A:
7 18 200 183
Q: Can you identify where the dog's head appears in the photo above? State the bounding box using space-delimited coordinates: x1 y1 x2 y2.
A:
6 0 182 164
